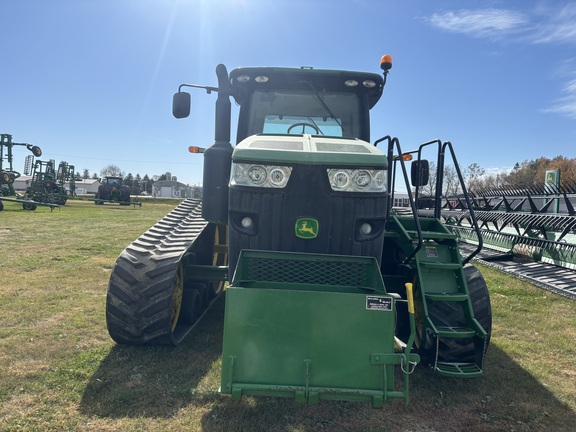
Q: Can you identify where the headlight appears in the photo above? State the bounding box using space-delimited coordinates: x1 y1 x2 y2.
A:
231 163 292 188
327 168 387 193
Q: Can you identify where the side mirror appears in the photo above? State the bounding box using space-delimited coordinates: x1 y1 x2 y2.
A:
172 92 191 119
411 159 429 187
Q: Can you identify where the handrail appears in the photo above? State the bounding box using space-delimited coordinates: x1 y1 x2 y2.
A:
442 141 483 264
374 135 424 264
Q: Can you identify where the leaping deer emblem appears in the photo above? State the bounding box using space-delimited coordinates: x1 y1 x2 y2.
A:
298 221 316 236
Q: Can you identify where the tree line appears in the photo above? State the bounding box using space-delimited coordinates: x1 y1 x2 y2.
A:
76 164 177 195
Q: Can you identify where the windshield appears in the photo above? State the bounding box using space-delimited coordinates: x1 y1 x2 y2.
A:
246 90 361 138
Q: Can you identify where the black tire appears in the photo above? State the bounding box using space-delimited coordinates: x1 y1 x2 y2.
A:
420 264 492 363
0 200 3 211
23 202 37 211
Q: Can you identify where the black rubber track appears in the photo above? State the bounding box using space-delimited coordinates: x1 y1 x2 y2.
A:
106 199 209 345
423 264 492 363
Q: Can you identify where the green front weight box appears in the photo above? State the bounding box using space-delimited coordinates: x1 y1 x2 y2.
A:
220 250 418 406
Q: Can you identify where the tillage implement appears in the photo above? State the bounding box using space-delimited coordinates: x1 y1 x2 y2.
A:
0 133 58 211
105 56 492 406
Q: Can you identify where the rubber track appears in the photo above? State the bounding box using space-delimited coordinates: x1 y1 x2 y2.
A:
106 199 208 345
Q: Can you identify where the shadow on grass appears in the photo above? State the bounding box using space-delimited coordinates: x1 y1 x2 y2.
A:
197 345 576 432
79 296 225 419
80 297 575 430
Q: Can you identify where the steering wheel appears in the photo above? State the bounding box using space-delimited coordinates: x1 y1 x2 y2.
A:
287 122 320 134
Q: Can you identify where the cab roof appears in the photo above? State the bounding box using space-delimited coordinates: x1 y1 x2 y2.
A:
229 67 384 109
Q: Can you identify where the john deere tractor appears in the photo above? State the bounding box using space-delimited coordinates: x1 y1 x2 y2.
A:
105 57 491 406
95 176 131 205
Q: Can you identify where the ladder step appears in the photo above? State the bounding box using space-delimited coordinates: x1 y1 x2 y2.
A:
419 262 462 270
435 362 483 378
435 325 477 338
425 292 469 301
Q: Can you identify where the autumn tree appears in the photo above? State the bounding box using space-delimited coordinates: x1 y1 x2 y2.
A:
501 156 576 188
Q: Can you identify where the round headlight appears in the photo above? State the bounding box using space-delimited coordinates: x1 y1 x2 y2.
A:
241 217 253 228
359 223 373 235
352 170 371 190
330 170 351 190
247 165 266 185
232 164 246 183
269 167 289 187
373 171 386 190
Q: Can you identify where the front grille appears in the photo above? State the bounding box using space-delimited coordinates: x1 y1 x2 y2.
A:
246 256 368 286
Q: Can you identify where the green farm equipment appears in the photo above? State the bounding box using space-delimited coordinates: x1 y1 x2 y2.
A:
95 176 133 205
25 159 70 205
0 133 58 211
105 56 491 406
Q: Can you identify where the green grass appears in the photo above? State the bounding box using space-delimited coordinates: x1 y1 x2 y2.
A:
0 199 575 431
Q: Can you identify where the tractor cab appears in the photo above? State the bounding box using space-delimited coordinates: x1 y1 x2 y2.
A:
229 67 383 142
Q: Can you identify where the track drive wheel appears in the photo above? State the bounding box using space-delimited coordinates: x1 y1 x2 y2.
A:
417 264 492 364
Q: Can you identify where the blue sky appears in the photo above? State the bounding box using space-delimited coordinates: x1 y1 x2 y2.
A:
1 0 575 186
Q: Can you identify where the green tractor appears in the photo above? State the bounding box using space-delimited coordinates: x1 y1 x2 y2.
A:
95 176 131 205
105 56 490 406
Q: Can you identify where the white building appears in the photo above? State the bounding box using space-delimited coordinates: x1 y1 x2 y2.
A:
152 180 200 198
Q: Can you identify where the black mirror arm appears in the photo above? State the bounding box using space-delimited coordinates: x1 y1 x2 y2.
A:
178 83 219 94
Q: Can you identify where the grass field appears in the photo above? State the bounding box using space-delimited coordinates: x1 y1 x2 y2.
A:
0 199 575 431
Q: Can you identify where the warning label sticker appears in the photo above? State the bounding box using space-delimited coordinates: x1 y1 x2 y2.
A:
366 296 393 311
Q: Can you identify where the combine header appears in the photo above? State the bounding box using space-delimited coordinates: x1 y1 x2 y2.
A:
105 56 491 406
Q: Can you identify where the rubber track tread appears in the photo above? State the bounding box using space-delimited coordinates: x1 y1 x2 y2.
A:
106 199 208 345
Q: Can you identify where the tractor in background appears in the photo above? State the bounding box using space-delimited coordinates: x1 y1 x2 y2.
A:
95 176 131 205
105 56 491 406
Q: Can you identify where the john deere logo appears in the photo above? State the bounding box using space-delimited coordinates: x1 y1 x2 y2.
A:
295 217 319 239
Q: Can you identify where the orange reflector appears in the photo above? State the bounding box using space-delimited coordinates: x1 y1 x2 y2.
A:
380 54 392 71
188 146 206 154
402 154 413 161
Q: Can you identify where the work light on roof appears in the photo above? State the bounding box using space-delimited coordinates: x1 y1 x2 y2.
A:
363 80 377 88
255 76 269 83
344 80 358 87
236 75 250 83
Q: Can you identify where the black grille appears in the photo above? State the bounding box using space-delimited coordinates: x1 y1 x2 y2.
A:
247 257 368 286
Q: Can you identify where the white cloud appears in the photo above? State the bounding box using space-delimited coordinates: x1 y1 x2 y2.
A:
427 9 528 40
531 4 576 44
426 5 576 45
542 78 576 119
426 6 576 120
